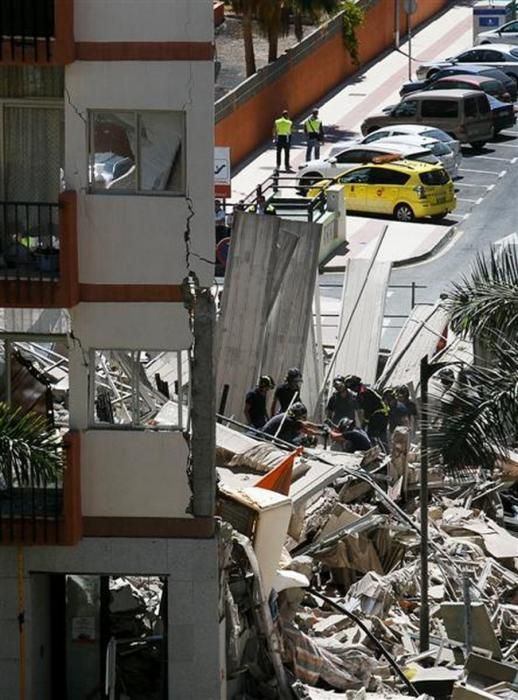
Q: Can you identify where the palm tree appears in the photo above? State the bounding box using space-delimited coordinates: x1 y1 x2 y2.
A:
229 0 259 77
429 245 518 472
0 403 63 488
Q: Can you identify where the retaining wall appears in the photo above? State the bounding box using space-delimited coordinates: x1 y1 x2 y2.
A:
215 0 450 166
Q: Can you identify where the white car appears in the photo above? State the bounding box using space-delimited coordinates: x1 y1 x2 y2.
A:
476 20 518 46
354 126 462 178
416 44 518 82
296 141 439 191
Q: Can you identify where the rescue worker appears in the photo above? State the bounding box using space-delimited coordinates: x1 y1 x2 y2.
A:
244 375 275 430
303 108 324 161
262 402 322 446
329 417 372 453
271 367 303 416
345 375 389 451
397 385 418 440
273 109 293 172
326 374 359 425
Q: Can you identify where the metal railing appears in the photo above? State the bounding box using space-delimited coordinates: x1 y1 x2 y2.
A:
0 0 55 62
0 444 63 544
0 201 60 282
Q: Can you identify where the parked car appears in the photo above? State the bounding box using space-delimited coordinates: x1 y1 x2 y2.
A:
361 90 493 149
418 74 511 103
365 134 460 178
416 45 518 84
486 94 516 135
401 64 517 101
296 141 440 192
356 123 462 162
476 19 518 46
308 160 456 222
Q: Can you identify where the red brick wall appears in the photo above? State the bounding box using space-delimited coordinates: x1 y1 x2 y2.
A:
215 0 450 166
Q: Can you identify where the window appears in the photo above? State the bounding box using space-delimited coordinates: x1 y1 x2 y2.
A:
339 167 371 184
90 350 190 429
422 99 458 119
502 22 518 33
510 48 518 59
465 97 478 118
457 50 482 63
476 95 490 115
337 149 367 163
392 100 418 118
88 110 185 194
368 168 409 185
420 169 449 186
481 50 504 62
363 131 390 143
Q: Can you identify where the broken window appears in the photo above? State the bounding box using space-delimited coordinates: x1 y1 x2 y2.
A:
0 333 69 427
88 110 185 194
89 350 190 429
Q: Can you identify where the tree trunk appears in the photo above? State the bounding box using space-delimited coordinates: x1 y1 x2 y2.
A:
268 25 278 62
243 9 256 76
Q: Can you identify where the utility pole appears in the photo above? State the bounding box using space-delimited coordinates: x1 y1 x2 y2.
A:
419 355 430 652
404 0 417 81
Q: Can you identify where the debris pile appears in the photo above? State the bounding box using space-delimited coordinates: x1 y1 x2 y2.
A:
216 425 518 700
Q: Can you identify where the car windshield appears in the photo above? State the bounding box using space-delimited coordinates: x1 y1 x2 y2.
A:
511 48 518 59
429 142 450 156
421 128 450 143
420 169 449 186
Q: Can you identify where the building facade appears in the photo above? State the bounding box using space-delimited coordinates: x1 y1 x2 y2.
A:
0 1 221 698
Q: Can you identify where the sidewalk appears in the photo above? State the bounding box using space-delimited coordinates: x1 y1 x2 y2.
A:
230 2 474 266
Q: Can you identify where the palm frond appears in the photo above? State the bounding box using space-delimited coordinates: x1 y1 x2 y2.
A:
429 347 518 472
0 403 64 487
446 246 518 345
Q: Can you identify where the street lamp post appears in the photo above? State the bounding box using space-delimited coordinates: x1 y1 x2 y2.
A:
403 0 417 81
419 355 431 652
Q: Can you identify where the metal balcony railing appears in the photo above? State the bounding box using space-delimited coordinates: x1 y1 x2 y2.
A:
0 431 81 545
0 201 60 283
0 0 55 62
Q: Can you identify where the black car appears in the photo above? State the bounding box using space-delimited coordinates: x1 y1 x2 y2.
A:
401 64 518 101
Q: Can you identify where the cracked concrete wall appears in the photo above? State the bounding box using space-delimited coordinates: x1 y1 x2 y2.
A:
64 60 214 289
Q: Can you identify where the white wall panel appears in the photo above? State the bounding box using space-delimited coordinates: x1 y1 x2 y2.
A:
74 0 213 43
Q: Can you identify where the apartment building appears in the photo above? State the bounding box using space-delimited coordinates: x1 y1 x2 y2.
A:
0 1 221 698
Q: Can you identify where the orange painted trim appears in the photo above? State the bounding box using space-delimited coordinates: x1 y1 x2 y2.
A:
83 516 216 538
75 41 214 61
79 284 185 303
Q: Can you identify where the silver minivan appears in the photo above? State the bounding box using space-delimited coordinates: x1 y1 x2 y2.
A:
361 90 493 149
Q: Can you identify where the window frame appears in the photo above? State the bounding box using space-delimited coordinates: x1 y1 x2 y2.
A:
87 109 186 197
89 348 190 430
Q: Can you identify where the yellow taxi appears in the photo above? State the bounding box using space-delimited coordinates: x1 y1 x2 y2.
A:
308 159 456 222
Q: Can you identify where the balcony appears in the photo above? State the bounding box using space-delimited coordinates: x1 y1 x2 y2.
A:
0 430 82 545
0 0 74 64
0 191 79 308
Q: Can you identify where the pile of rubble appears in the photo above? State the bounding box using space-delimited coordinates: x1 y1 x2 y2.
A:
216 424 518 700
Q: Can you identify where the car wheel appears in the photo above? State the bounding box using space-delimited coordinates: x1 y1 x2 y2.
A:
394 203 415 222
469 141 486 151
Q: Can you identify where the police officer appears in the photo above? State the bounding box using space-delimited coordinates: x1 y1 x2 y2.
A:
304 109 324 161
273 110 293 172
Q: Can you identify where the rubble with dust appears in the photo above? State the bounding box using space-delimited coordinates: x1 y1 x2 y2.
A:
216 423 518 700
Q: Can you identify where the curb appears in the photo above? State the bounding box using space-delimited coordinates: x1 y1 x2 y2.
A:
322 222 457 273
392 223 457 268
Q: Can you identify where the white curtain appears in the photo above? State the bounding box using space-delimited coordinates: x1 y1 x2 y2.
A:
4 105 63 202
